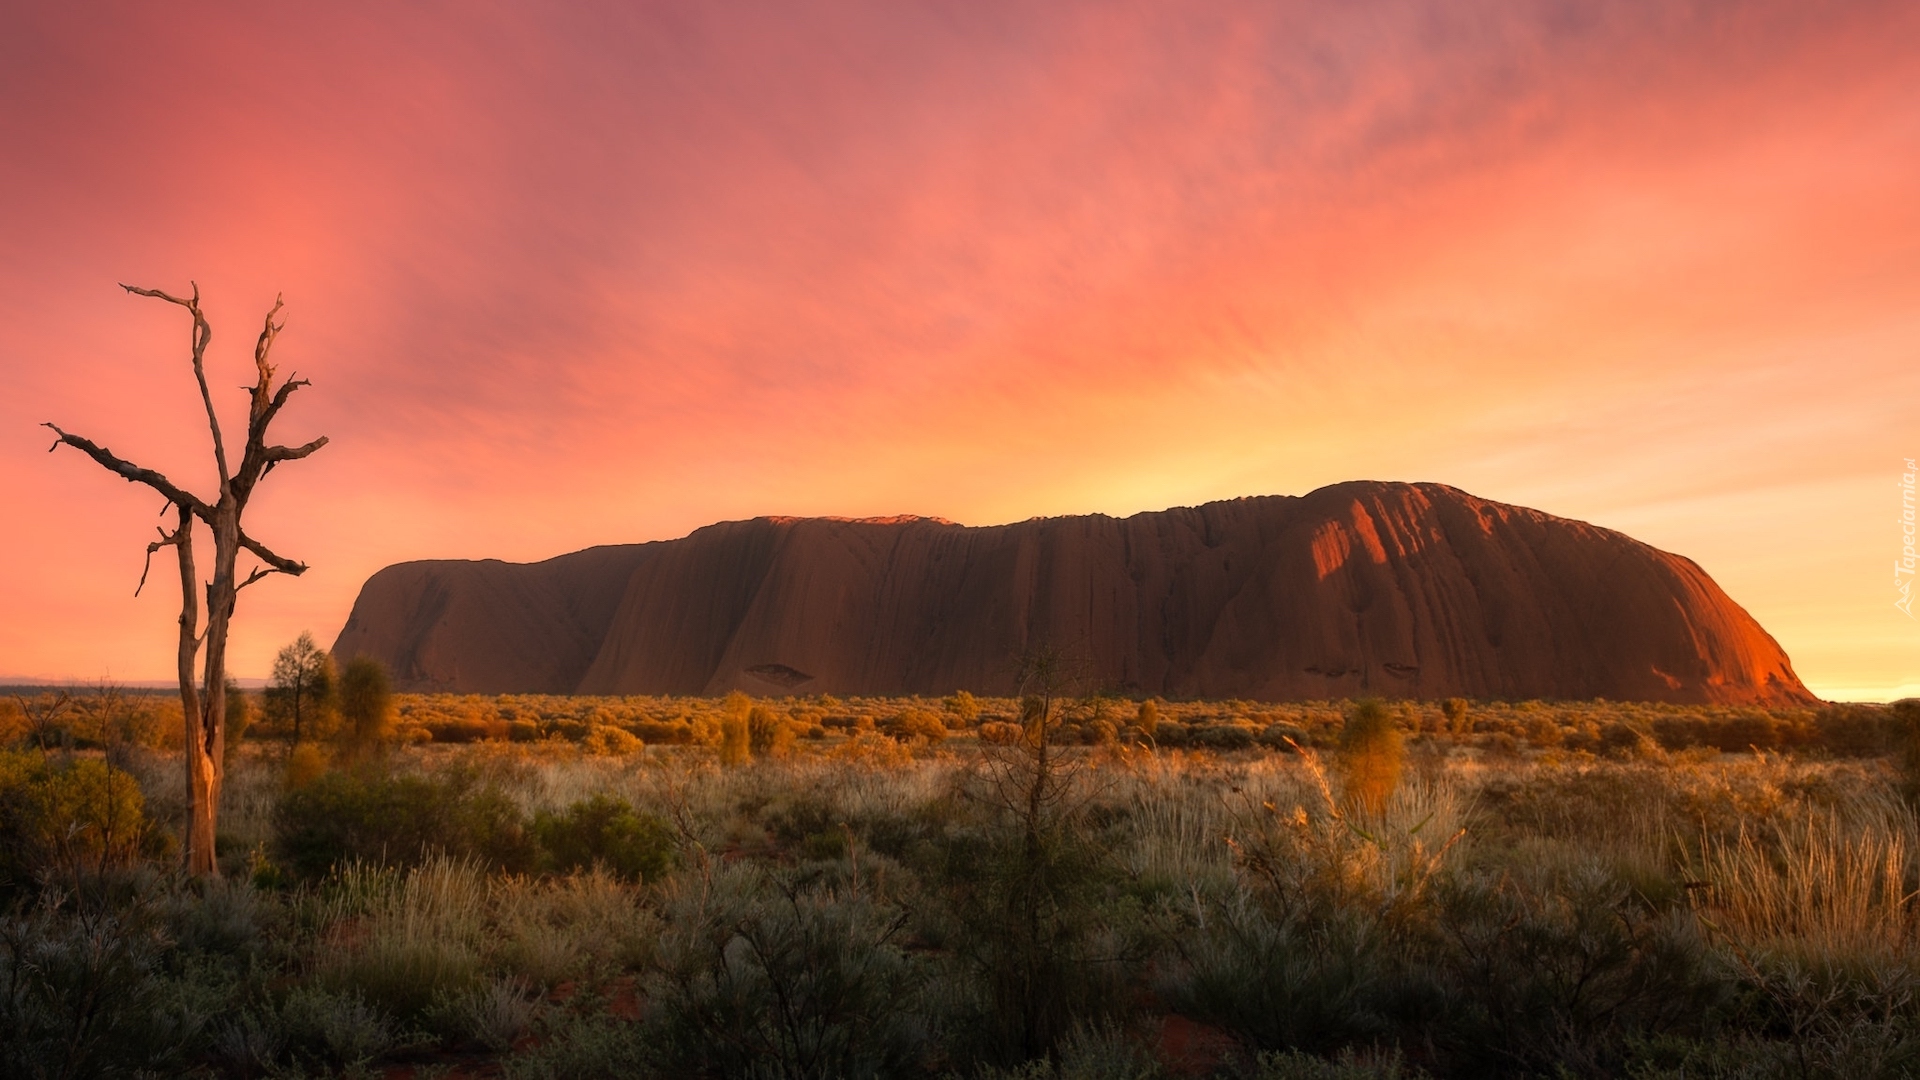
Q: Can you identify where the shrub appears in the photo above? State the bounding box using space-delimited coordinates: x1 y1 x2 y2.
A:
0 752 151 882
748 706 795 759
946 690 981 726
980 721 1023 746
720 693 752 767
1812 704 1891 757
1598 722 1658 760
277 984 403 1069
644 866 932 1078
1135 699 1160 738
633 719 695 744
1441 697 1469 735
0 699 25 747
272 768 535 878
337 656 395 758
0 895 211 1078
1339 700 1403 814
426 717 493 744
533 795 675 883
1894 699 1920 803
223 681 252 764
1193 723 1257 751
284 742 331 789
582 725 643 756
1260 722 1309 750
886 709 948 744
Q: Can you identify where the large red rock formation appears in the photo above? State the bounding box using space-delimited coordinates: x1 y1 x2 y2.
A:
331 481 1814 704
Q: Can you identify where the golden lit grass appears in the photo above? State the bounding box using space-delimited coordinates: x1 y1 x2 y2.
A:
1697 792 1919 968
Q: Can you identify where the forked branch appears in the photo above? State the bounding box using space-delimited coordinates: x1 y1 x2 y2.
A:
43 423 210 519
136 522 188 597
121 282 229 487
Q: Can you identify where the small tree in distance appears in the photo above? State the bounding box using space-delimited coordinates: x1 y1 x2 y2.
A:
268 632 336 751
337 656 394 761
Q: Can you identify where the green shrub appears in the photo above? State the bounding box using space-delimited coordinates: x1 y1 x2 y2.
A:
0 894 213 1078
337 656 395 758
502 1013 648 1080
0 752 152 883
272 768 535 879
276 984 403 1070
644 866 933 1078
533 795 675 883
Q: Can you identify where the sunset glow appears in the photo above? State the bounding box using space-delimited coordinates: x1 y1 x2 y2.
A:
2 1 1916 698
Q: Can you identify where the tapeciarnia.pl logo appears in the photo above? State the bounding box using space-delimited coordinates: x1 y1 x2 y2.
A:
1899 457 1917 618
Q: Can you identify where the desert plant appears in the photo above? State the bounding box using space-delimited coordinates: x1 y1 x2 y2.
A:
223 680 252 765
1135 699 1159 739
583 724 644 755
337 655 395 760
534 794 676 883
720 694 753 767
946 691 981 726
0 752 152 885
885 709 947 745
1339 700 1403 815
273 767 535 878
267 632 338 750
0 892 212 1079
750 705 797 759
277 984 405 1069
644 864 932 1078
318 857 490 1020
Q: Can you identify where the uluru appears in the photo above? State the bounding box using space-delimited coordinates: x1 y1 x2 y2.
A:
330 481 1813 705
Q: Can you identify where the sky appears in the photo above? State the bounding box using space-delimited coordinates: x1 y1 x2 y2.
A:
1 1 1916 699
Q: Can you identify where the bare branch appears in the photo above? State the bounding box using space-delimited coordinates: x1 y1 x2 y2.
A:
263 435 330 463
124 281 230 489
252 373 310 442
247 295 286 432
136 523 187 597
42 423 210 518
119 282 196 309
236 565 277 592
238 530 308 576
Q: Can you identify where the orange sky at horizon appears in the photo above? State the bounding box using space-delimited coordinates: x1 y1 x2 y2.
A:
2 1 1916 699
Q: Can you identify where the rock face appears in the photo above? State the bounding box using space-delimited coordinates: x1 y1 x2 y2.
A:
331 481 1814 704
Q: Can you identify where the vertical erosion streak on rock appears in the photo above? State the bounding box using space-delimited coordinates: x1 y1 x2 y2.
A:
334 481 1818 705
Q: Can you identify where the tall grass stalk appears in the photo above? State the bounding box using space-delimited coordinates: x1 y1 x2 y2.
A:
1698 799 1919 967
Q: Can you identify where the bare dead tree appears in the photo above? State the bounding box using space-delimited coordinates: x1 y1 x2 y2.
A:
44 283 327 876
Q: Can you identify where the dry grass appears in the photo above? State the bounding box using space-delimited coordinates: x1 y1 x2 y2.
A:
1697 793 1920 966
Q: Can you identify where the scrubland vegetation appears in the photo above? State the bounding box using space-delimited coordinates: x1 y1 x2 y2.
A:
4 682 1920 1078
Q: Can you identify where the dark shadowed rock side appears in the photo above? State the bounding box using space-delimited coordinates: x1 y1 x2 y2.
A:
331 481 1814 705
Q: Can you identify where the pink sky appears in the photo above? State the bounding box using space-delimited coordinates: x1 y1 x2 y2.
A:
2 1 1916 699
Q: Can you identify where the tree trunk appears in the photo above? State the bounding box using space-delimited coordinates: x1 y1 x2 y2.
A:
164 503 219 875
